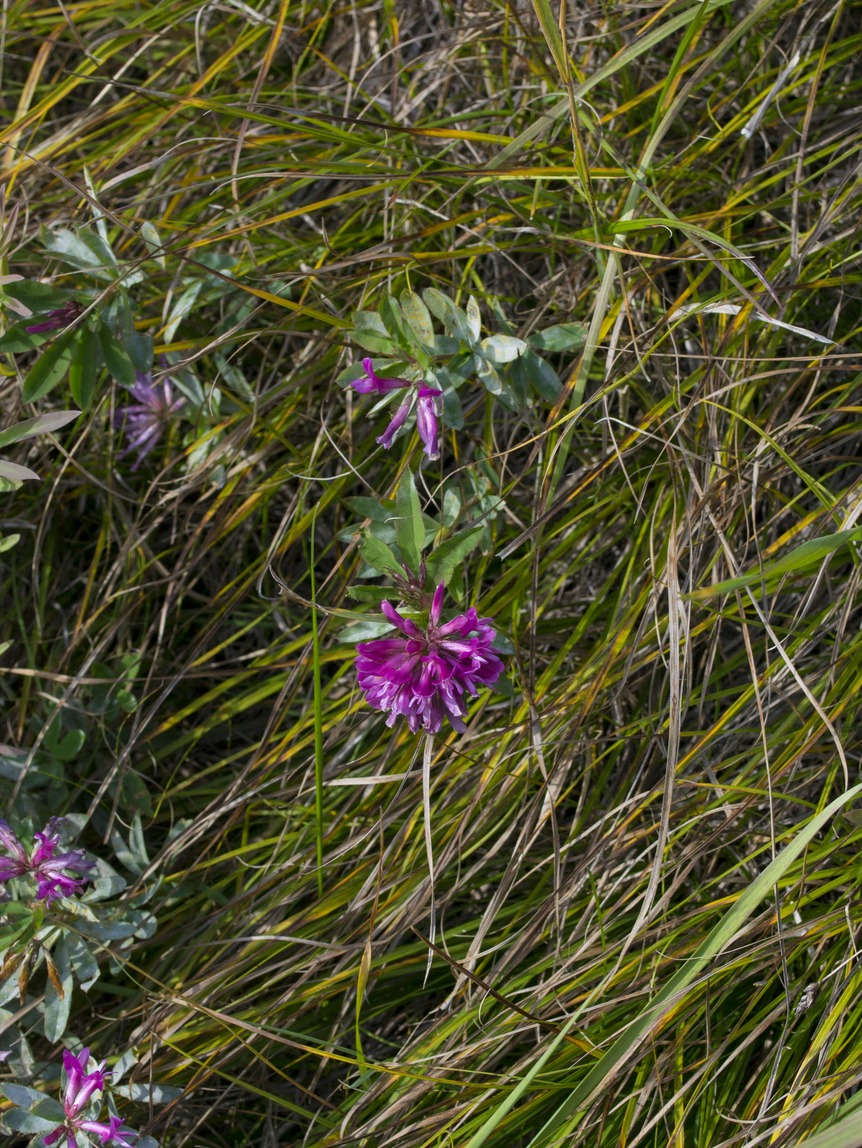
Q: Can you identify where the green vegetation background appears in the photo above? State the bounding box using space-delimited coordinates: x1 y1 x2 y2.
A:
2 0 862 1145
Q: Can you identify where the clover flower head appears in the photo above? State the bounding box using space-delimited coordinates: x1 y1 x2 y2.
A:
114 371 184 470
44 1048 136 1148
354 583 504 733
0 817 94 903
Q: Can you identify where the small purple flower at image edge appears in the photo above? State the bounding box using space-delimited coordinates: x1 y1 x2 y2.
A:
0 817 94 902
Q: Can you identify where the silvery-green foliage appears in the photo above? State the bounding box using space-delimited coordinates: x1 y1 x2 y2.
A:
338 287 586 412
0 814 158 1043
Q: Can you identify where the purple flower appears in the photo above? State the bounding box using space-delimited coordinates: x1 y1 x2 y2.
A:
351 357 412 395
415 386 442 459
0 818 94 903
44 1048 136 1148
24 301 82 335
376 397 411 450
355 583 505 734
349 359 446 456
114 371 184 470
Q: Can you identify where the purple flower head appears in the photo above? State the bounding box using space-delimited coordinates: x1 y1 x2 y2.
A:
44 1048 136 1148
24 301 83 335
355 583 505 734
351 357 412 395
0 817 94 903
415 386 442 460
114 371 184 471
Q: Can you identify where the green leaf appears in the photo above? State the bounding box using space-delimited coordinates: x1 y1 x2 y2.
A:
41 226 117 280
480 334 527 364
528 322 588 352
400 291 435 347
69 325 99 408
98 326 136 387
22 329 76 402
125 330 154 374
361 533 403 576
422 288 477 346
113 1083 184 1104
164 281 202 343
338 619 394 643
466 295 481 341
513 348 561 402
442 487 461 528
425 525 485 586
0 325 42 353
395 470 424 574
380 295 416 354
0 460 38 483
0 410 80 450
347 585 393 604
476 356 502 396
141 220 166 267
65 932 100 991
441 385 464 429
352 310 390 335
1 1084 53 1110
0 533 20 552
2 279 71 310
346 496 395 522
2 1108 58 1135
347 328 398 355
688 528 862 599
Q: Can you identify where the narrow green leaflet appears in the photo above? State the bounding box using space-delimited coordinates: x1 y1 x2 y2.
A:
422 288 477 346
395 470 424 574
0 460 39 482
41 225 118 280
425 526 485 586
361 533 403 576
68 325 99 408
42 935 73 1042
380 295 415 354
98 326 136 387
22 329 77 402
528 322 588 352
0 410 80 450
480 334 527 364
688 528 862 599
400 290 435 347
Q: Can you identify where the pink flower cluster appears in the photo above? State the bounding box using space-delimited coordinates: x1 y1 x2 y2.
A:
44 1048 135 1148
0 818 93 903
355 584 504 733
